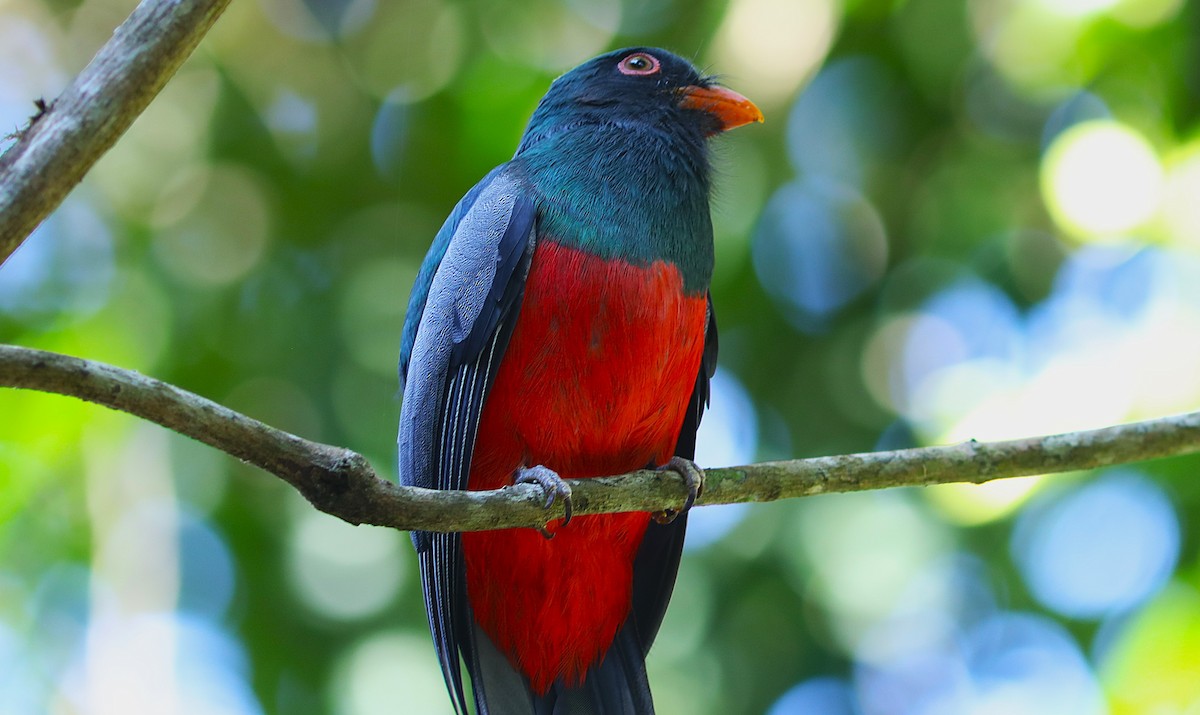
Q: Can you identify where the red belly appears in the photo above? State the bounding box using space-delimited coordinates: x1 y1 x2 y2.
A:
462 240 707 694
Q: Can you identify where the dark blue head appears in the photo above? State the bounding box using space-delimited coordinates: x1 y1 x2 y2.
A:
509 48 762 294
516 47 762 155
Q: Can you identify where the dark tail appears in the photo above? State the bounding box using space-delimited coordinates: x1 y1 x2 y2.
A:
468 616 655 715
540 622 655 715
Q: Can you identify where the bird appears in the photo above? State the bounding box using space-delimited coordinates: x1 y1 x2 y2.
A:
398 46 762 715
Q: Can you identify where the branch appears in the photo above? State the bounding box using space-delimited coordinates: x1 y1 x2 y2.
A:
3 344 1199 532
0 0 232 265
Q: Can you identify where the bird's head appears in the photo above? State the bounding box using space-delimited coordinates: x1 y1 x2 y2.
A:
516 47 763 154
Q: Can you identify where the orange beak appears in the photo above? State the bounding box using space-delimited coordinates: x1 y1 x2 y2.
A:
679 85 764 132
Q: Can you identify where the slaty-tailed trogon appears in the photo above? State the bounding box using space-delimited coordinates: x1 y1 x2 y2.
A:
398 47 762 714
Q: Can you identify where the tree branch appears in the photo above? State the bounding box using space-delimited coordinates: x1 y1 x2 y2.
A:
4 344 1200 532
0 0 232 265
8 0 1191 535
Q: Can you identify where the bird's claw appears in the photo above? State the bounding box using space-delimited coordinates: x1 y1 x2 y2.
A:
652 456 705 525
515 465 573 533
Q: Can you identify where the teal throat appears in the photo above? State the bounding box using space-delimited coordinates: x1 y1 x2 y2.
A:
513 122 715 295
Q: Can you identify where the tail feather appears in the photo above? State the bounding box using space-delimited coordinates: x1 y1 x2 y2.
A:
469 619 536 715
468 618 654 715
544 622 653 715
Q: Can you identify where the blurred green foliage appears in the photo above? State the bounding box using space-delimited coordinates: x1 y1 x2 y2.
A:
4 0 1200 713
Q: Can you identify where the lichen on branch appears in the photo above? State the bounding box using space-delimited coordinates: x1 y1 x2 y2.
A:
3 344 1199 533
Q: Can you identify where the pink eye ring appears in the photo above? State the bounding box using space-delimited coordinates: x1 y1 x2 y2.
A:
618 52 660 76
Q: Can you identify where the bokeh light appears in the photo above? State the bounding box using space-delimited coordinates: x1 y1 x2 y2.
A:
1012 471 1178 619
768 677 857 715
343 0 465 101
954 612 1105 715
0 198 113 320
791 492 949 651
925 476 1043 527
753 179 888 331
1161 141 1200 249
257 0 377 41
1041 120 1163 239
1041 91 1111 151
176 513 237 619
287 507 408 621
480 0 614 71
688 370 758 550
711 0 836 106
264 88 319 163
1109 0 1184 27
854 609 1107 715
786 57 909 189
861 240 1200 457
370 90 410 179
338 258 414 377
71 613 263 715
1101 583 1200 712
1035 0 1121 19
330 631 453 715
152 164 272 287
92 66 220 219
972 1 1082 90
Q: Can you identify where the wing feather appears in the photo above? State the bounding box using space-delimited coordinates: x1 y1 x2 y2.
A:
399 169 537 714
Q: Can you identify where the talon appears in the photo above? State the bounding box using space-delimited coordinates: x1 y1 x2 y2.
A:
652 456 705 525
515 465 573 527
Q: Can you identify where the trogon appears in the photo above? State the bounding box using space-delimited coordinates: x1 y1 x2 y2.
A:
398 47 762 714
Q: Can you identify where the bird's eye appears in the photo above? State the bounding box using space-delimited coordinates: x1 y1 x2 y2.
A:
618 52 660 76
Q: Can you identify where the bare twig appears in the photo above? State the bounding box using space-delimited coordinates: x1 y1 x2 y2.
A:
3 344 1199 532
0 0 232 265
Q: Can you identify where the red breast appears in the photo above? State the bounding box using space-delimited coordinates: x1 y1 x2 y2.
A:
462 240 708 692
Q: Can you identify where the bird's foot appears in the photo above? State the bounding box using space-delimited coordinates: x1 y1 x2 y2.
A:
516 465 573 537
652 456 705 525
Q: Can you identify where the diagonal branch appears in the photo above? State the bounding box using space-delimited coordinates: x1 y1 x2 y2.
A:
5 0 1195 536
0 0 232 265
3 344 1200 532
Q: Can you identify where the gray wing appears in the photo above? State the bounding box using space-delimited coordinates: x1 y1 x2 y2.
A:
398 170 537 714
